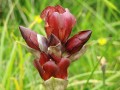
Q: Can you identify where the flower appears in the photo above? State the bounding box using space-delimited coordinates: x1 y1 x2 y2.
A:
34 15 42 23
19 5 92 81
98 38 107 46
34 52 70 80
40 5 76 43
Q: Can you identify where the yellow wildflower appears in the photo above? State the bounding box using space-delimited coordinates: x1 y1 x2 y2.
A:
98 38 107 45
34 15 42 23
29 15 42 28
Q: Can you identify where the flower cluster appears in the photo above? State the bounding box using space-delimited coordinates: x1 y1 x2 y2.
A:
19 5 92 81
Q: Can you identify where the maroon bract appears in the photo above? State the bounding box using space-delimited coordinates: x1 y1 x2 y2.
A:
19 5 92 81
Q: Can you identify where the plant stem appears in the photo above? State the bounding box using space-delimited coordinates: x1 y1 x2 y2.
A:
85 56 103 87
102 69 106 90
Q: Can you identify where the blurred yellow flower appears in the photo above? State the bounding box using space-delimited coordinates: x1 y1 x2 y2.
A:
34 15 42 23
29 15 42 28
98 38 107 45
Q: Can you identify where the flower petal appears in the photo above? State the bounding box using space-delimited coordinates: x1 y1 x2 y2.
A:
47 12 60 36
45 24 53 37
55 58 70 79
58 58 70 70
61 9 76 42
40 6 55 20
55 5 65 13
65 30 92 54
49 53 61 64
19 26 40 51
39 52 49 66
33 59 44 79
48 43 62 58
48 34 61 46
68 45 87 62
37 34 48 52
43 61 58 80
58 9 76 43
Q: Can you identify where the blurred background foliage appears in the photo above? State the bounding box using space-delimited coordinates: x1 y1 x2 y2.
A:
0 0 120 90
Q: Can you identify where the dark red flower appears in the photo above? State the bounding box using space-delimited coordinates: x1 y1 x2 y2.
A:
41 5 76 43
65 30 92 54
19 5 92 81
34 52 70 80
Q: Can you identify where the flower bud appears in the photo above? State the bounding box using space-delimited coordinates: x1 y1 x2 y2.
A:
19 26 40 51
65 30 92 54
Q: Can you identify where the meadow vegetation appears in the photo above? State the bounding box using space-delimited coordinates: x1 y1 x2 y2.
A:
0 0 120 90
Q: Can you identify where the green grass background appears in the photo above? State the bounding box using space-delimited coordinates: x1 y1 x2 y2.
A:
0 0 120 90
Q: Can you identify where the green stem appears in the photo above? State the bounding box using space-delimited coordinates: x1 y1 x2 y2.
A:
85 56 103 87
102 70 106 90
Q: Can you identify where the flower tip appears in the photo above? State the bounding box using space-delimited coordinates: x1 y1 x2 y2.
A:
78 30 92 41
19 26 29 38
19 26 25 32
83 30 92 36
19 26 28 31
86 30 92 36
87 30 92 34
85 30 92 39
